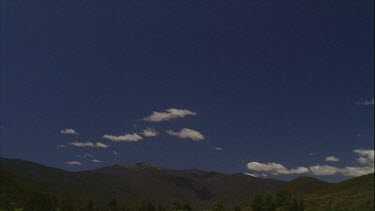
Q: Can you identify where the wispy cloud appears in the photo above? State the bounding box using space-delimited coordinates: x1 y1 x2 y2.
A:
143 108 196 122
57 144 65 148
309 165 374 177
60 128 78 135
70 141 109 148
102 133 143 142
141 128 158 137
76 153 94 159
325 156 340 162
215 147 223 151
113 150 118 155
356 99 374 106
66 161 82 165
244 172 259 177
91 159 102 163
166 128 205 141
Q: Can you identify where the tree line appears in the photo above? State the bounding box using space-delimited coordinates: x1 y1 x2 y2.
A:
1 190 305 211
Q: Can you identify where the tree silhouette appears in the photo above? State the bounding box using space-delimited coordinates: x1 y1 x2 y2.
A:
250 194 264 211
108 198 118 211
210 200 225 211
86 200 94 211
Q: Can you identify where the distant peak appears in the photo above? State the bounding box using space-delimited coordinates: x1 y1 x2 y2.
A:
113 162 163 169
135 162 157 168
290 176 328 184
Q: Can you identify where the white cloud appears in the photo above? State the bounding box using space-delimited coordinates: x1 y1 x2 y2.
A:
66 161 82 166
309 165 338 176
215 147 223 151
287 167 310 174
166 128 205 141
95 142 110 148
325 156 340 162
141 128 158 137
91 159 102 163
244 172 259 177
309 149 374 177
247 149 374 177
143 108 196 122
113 150 118 155
60 128 78 135
102 133 143 142
354 149 374 165
356 99 374 106
57 144 65 148
309 165 374 177
339 166 374 177
70 141 109 148
247 162 286 172
246 162 308 175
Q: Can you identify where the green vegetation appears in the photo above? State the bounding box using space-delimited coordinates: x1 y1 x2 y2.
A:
0 158 373 211
249 190 304 211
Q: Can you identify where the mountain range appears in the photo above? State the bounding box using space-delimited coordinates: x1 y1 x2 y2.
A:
0 157 373 210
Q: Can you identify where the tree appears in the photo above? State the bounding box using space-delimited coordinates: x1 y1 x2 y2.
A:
250 194 264 211
182 203 192 211
86 200 94 211
171 201 182 211
156 204 166 211
210 200 225 211
147 202 156 211
27 192 56 211
262 193 276 211
108 198 118 211
250 190 304 211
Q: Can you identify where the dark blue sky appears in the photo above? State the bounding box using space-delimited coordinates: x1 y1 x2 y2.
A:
2 0 374 182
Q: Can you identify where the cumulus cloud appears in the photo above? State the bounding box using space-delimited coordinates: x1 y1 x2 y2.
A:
308 150 374 176
141 128 158 137
354 149 374 165
70 141 109 148
102 133 143 142
309 165 338 176
166 128 205 141
60 128 78 135
66 161 82 165
247 149 374 177
143 108 196 122
325 156 340 162
340 166 374 177
246 162 309 175
356 99 374 106
91 159 102 163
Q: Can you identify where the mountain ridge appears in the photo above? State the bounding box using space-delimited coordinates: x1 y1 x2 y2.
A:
0 157 373 210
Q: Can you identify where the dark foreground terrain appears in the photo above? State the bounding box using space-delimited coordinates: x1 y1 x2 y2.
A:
0 157 373 211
